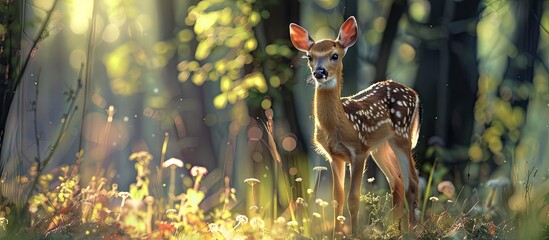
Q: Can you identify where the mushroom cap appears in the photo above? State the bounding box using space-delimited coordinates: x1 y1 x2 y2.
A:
313 166 328 172
190 166 208 176
486 177 511 188
118 191 131 198
144 196 155 204
244 178 260 185
429 196 439 202
165 208 177 214
163 158 184 168
437 181 456 196
129 151 153 162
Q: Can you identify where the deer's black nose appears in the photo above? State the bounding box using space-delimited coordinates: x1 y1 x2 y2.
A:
314 67 328 79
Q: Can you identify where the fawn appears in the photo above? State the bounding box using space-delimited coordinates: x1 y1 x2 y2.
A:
289 16 421 235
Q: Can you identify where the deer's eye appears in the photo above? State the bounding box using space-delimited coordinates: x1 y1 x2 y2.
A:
330 53 339 61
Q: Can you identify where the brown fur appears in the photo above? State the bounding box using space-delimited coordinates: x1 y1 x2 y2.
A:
290 17 420 235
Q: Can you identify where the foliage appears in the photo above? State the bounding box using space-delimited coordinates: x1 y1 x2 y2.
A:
0 111 543 239
177 0 293 110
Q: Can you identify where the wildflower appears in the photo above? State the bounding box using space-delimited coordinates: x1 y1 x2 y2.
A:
295 177 303 182
429 196 439 202
236 214 249 224
250 217 265 229
0 217 8 230
296 197 305 205
80 201 93 223
318 200 329 208
225 215 248 238
307 188 314 195
97 177 108 191
437 180 455 198
156 221 175 237
29 205 38 214
287 220 298 227
312 212 321 218
487 221 497 236
336 215 346 222
367 177 375 183
109 183 119 198
208 223 219 233
332 200 339 208
275 217 287 224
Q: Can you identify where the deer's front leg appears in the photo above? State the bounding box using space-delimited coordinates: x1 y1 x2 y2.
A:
348 155 366 236
330 158 346 234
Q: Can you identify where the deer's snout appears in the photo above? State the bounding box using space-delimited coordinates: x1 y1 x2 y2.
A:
314 67 328 80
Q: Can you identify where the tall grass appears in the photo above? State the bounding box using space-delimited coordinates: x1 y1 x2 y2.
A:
0 108 546 239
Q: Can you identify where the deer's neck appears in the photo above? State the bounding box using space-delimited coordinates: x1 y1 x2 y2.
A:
313 77 344 131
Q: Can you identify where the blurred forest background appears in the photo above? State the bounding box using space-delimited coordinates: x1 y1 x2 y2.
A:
0 0 548 237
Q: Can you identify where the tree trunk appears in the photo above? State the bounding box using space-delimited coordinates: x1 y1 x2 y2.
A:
0 0 23 166
412 0 481 175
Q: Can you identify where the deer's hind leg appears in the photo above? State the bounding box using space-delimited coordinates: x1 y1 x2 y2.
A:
388 138 419 226
370 141 406 220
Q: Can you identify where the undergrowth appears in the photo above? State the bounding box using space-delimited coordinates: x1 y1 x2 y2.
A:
0 111 545 239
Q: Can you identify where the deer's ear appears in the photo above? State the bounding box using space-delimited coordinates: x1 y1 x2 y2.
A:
337 16 358 50
289 23 314 52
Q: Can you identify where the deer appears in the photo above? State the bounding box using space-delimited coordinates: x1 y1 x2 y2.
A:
289 16 421 236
